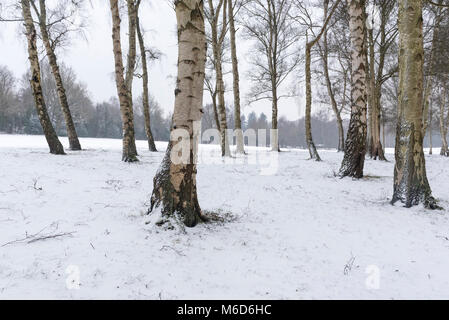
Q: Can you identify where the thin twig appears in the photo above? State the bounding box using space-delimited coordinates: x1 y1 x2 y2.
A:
1 224 75 247
160 245 186 257
27 232 75 244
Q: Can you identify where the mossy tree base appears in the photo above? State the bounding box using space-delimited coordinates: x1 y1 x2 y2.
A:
122 138 139 162
122 154 139 163
48 140 65 155
149 143 207 228
307 140 322 162
392 124 440 210
69 139 82 151
339 114 367 179
370 141 387 161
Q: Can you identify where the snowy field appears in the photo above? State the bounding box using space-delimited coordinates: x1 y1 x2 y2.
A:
0 134 449 300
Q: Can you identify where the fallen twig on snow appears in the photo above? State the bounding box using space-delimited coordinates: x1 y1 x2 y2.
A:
1 223 76 247
32 178 43 191
27 232 75 244
343 253 356 275
436 235 449 241
1 232 75 247
160 245 186 256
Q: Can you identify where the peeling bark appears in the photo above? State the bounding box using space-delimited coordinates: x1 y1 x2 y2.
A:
21 0 65 155
392 0 438 209
36 0 81 151
339 0 367 178
150 0 207 227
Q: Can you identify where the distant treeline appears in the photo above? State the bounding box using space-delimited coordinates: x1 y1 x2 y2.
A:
1 63 437 149
0 63 347 148
0 63 171 141
201 102 351 149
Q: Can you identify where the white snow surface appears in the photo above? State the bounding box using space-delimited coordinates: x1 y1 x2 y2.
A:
0 134 449 299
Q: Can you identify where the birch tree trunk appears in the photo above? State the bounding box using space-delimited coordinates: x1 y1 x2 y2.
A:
207 0 230 157
110 0 138 162
439 87 448 156
271 87 280 152
366 27 374 158
125 0 139 157
35 0 81 151
305 0 340 161
368 29 385 160
422 7 442 137
392 0 438 209
304 41 317 160
228 0 244 154
216 52 231 157
136 2 157 152
382 109 386 149
305 40 321 161
267 1 280 152
429 103 433 155
371 86 386 160
150 0 207 227
321 0 344 152
339 0 367 179
212 90 221 131
21 0 65 155
368 0 394 161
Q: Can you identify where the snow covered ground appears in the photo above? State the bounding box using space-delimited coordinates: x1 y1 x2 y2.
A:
0 134 449 299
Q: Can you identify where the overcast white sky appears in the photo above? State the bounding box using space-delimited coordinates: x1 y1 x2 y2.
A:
0 0 304 120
